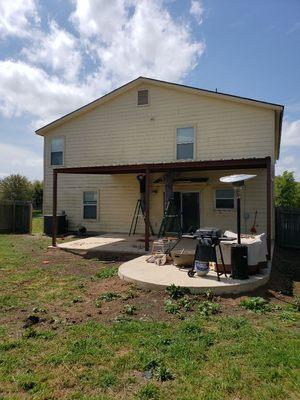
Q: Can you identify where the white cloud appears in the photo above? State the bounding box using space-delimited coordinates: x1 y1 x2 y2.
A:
276 154 300 181
0 0 205 129
189 0 204 25
0 60 95 127
22 21 82 81
70 0 130 44
281 119 300 147
71 0 204 84
0 143 43 180
0 0 39 39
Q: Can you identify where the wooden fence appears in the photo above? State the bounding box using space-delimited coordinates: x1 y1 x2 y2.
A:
275 207 300 249
0 201 32 234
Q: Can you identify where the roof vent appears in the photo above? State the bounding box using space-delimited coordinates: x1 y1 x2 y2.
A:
138 89 149 105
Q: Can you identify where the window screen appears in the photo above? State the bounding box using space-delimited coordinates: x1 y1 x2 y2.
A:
215 189 235 209
51 138 64 166
83 191 98 219
137 89 149 105
176 127 194 160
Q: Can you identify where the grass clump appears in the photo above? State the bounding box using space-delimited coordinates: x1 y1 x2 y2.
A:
137 383 160 399
239 297 271 313
98 372 118 389
96 266 118 279
197 301 220 317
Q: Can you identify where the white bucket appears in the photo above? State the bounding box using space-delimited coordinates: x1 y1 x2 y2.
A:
194 260 209 276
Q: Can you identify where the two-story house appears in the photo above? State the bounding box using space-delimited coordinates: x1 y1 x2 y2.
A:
36 77 284 255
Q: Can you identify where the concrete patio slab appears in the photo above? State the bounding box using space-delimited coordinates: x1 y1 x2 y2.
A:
58 233 151 255
118 255 271 295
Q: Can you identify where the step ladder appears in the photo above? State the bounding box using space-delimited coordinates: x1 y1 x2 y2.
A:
158 198 182 238
129 199 155 236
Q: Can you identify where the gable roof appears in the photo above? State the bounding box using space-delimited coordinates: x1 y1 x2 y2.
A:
35 76 284 158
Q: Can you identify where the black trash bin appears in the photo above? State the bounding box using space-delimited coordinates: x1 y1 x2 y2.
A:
231 244 248 279
44 215 67 236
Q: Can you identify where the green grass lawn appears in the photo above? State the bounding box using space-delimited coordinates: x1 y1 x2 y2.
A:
32 211 43 234
0 229 299 399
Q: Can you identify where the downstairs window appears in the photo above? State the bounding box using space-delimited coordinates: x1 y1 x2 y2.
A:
83 191 98 219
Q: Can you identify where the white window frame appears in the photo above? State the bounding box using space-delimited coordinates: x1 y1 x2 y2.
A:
137 88 150 107
175 125 196 161
214 188 236 211
50 136 65 167
82 190 99 221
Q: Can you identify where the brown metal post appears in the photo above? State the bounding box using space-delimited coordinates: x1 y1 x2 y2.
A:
266 157 271 259
144 168 150 252
52 170 58 247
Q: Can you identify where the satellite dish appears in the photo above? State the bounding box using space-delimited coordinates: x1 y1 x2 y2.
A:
220 174 256 184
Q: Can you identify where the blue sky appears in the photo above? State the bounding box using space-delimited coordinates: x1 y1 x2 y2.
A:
0 0 299 180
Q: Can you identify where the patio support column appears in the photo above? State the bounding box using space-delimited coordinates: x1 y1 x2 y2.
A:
52 170 58 247
144 167 150 252
266 157 271 259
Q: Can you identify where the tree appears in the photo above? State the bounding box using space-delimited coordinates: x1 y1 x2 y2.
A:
275 171 300 208
32 180 43 210
0 174 33 201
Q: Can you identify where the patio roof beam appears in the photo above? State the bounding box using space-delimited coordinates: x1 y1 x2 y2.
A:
53 157 270 175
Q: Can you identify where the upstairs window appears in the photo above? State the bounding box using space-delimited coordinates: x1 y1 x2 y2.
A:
83 191 98 220
176 127 194 160
51 137 64 166
215 189 235 209
137 89 149 105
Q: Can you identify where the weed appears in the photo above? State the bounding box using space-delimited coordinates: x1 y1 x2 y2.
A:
166 284 189 299
99 292 121 302
95 299 102 308
137 383 160 399
164 299 180 314
197 301 220 317
239 297 271 313
72 296 84 304
96 266 118 279
203 289 213 299
123 288 139 300
178 296 192 311
154 365 174 382
123 304 136 315
279 311 298 322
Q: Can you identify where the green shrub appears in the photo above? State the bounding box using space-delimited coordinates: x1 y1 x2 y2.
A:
197 301 220 317
239 297 271 313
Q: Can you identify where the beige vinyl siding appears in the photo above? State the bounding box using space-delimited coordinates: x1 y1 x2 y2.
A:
43 83 275 236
